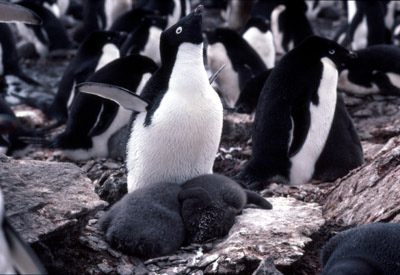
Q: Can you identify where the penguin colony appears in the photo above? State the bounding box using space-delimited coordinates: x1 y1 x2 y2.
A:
0 0 399 273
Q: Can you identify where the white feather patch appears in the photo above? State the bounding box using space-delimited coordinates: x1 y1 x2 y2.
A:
243 28 275 69
207 43 240 108
289 57 338 185
338 69 379 95
271 5 286 55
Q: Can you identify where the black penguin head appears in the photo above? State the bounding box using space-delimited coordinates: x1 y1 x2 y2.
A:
243 16 271 33
159 5 204 62
80 31 127 51
298 36 358 69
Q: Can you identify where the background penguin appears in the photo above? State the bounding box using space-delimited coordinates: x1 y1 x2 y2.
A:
99 182 184 259
15 0 72 57
241 15 276 69
237 36 359 188
41 54 158 161
338 44 400 96
17 30 127 122
79 6 224 193
139 0 190 28
119 15 168 64
0 23 40 90
0 188 46 274
104 0 132 30
73 0 106 43
321 222 400 275
341 1 388 51
234 69 273 114
271 0 314 55
179 174 272 244
206 27 267 108
249 0 279 21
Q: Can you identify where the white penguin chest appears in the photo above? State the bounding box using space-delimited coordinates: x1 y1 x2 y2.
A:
243 28 275 69
126 43 223 192
289 58 338 185
207 43 239 108
141 27 162 65
271 5 286 55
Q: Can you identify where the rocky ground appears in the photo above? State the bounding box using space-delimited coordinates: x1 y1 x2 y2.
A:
1 6 400 275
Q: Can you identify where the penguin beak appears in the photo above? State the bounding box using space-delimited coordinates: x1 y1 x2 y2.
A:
348 51 358 59
194 5 204 16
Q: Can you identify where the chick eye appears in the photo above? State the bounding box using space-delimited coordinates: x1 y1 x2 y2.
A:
176 26 182 34
329 49 335 55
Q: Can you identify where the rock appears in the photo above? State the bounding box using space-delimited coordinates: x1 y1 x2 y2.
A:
0 156 107 244
198 197 324 274
252 256 283 275
323 136 400 226
98 263 114 274
95 169 127 205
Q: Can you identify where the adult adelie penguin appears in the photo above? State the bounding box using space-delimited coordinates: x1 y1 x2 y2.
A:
206 27 266 108
242 15 275 69
237 36 362 188
321 223 400 275
15 0 72 57
80 5 224 193
43 54 158 161
338 44 400 96
270 0 313 55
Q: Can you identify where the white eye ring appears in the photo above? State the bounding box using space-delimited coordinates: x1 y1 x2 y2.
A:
329 49 335 55
176 26 182 34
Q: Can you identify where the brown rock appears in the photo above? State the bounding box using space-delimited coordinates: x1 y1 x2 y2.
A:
0 155 107 243
323 136 400 226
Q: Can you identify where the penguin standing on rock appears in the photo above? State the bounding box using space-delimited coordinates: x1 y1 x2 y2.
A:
237 36 361 188
79 5 224 193
321 223 400 275
41 54 158 161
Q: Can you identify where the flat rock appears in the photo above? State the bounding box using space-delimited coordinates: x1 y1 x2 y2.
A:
199 197 324 274
323 136 400 226
0 155 107 243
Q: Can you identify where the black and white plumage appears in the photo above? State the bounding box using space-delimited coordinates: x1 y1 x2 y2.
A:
179 174 272 244
15 0 72 57
238 36 360 188
321 222 400 275
271 0 313 55
338 44 400 96
81 6 223 193
47 54 157 161
206 27 267 108
0 23 40 86
99 182 184 259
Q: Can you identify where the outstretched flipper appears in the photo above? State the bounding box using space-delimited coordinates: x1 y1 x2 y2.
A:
245 190 273 209
77 82 150 112
0 1 42 25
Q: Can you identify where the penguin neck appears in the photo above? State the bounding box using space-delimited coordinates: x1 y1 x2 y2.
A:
161 42 205 79
166 42 209 96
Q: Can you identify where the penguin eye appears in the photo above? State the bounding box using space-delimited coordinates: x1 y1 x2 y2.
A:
329 49 335 55
176 26 183 34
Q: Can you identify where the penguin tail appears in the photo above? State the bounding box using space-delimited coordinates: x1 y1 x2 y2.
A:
245 190 273 210
31 121 64 135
